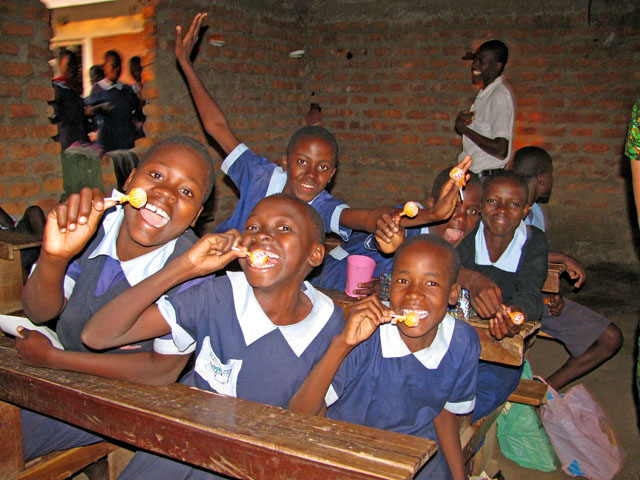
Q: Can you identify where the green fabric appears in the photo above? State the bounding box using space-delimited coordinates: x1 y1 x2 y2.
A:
496 361 559 472
60 148 103 201
626 97 640 160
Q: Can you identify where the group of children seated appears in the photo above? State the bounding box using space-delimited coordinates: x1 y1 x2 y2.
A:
12 13 622 480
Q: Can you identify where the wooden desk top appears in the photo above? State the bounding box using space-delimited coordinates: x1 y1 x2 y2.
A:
319 288 539 367
0 231 41 261
0 337 436 480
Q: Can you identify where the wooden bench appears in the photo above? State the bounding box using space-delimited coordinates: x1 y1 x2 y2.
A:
0 336 437 480
0 231 41 315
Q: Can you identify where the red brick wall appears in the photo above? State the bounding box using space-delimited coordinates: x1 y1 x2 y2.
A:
304 1 639 262
0 0 59 216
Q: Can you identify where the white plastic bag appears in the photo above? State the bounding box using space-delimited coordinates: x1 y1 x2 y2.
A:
538 380 623 480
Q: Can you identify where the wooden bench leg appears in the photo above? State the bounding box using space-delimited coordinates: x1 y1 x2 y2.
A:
0 401 24 477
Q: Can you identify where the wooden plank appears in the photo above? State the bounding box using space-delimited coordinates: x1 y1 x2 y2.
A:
0 253 24 315
507 379 547 406
0 231 41 260
11 443 118 480
0 401 24 477
542 262 566 294
0 337 436 480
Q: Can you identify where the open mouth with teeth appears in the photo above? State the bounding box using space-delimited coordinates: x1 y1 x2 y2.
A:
248 249 281 269
299 181 317 193
139 203 170 228
400 309 429 328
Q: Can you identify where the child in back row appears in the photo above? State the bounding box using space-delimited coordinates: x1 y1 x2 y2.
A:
174 13 465 239
511 146 622 390
289 235 480 480
80 194 345 479
16 136 214 461
310 168 481 295
455 170 548 420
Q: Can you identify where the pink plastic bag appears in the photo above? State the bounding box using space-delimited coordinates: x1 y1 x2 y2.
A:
538 380 623 480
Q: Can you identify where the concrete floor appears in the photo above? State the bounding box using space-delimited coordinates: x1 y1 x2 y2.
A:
496 262 639 480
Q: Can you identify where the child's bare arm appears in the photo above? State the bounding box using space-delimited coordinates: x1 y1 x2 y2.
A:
289 296 391 415
433 409 465 480
549 251 586 287
83 231 244 349
175 14 240 155
455 111 509 159
22 189 114 323
16 329 189 385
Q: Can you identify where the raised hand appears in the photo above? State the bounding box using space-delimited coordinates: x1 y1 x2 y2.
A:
175 12 207 66
374 211 404 253
430 155 473 222
42 188 114 261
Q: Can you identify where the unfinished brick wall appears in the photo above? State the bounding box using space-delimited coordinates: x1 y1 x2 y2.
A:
0 0 59 216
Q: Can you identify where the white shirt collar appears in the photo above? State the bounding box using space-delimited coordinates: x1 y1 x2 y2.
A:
88 200 178 286
227 271 335 357
474 220 526 273
476 75 504 100
97 78 123 90
379 313 454 369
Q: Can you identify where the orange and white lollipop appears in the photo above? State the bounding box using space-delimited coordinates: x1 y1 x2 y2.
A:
399 201 419 218
248 249 268 267
390 311 420 327
106 188 147 209
449 167 466 200
505 307 525 325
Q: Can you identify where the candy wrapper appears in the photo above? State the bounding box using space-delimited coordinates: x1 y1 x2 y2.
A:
448 288 473 321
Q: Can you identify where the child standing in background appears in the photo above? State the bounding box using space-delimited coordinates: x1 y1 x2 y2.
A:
81 194 346 479
290 235 480 480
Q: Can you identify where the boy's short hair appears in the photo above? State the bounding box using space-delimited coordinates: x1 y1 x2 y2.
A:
105 50 122 68
394 234 460 282
430 168 480 199
511 146 552 181
477 40 508 69
142 136 215 201
481 170 528 202
89 64 104 82
58 48 75 62
266 193 326 245
286 126 339 166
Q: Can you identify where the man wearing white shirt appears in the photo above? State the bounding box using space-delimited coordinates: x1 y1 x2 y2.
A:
456 40 515 176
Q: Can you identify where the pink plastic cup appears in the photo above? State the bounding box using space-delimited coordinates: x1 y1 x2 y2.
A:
345 255 376 297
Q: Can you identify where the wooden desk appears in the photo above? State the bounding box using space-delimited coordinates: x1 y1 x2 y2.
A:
0 231 41 314
543 262 566 294
319 288 539 367
0 337 436 480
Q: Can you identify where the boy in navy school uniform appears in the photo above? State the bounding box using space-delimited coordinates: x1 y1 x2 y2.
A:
289 234 481 480
511 146 622 390
174 13 464 239
454 170 548 421
310 168 480 295
81 194 346 479
16 136 214 461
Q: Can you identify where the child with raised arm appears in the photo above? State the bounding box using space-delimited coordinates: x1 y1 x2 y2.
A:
290 235 480 480
81 194 345 479
454 170 548 420
15 136 213 461
174 13 464 238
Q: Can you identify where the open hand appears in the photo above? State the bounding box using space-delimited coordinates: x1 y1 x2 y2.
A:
175 13 207 66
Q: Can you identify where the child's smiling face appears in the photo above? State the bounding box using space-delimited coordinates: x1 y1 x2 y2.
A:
241 196 324 291
481 178 529 238
390 240 459 352
282 136 336 203
119 144 207 256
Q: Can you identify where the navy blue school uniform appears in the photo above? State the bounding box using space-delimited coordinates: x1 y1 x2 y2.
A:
118 271 345 479
214 144 352 240
456 221 548 421
85 79 139 153
22 206 199 460
310 217 429 291
325 315 480 479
